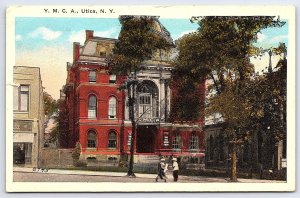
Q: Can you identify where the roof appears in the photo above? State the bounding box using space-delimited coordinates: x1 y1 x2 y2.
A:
119 15 173 44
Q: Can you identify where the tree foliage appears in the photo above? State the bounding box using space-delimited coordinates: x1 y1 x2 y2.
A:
170 74 205 123
48 99 69 147
179 16 286 132
43 91 58 116
174 16 286 180
109 16 173 74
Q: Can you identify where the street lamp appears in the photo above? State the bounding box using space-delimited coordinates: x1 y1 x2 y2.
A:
118 72 138 177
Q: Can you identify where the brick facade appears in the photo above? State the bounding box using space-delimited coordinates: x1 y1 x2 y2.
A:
62 21 206 166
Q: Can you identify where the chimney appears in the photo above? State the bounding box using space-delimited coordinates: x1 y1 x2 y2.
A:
73 42 80 62
85 30 94 41
268 49 272 73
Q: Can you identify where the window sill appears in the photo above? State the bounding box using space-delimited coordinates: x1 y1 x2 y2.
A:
13 111 29 114
172 149 181 152
86 148 97 151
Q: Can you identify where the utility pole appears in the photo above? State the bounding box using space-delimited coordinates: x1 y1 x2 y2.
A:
119 72 137 177
127 73 136 177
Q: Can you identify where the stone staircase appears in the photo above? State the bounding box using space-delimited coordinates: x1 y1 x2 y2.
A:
133 154 161 172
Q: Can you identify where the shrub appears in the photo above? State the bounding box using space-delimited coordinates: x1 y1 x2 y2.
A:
72 142 82 166
74 160 87 167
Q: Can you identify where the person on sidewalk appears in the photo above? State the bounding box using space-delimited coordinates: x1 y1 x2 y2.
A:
155 158 167 182
172 157 179 182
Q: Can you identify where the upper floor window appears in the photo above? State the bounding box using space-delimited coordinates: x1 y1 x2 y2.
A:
136 81 159 120
189 134 199 150
99 47 106 57
96 44 107 57
87 130 97 148
139 94 151 118
13 85 29 112
89 71 96 83
108 97 117 119
108 131 117 149
172 133 181 150
88 95 97 119
109 75 116 84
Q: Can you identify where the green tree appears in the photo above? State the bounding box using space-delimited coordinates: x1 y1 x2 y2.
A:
110 15 173 75
48 99 69 147
175 16 285 181
43 91 58 116
109 15 173 177
170 72 205 123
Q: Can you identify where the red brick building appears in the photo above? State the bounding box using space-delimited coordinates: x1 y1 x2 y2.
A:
62 18 206 166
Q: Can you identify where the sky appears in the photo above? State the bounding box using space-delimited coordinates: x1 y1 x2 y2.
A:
15 17 288 99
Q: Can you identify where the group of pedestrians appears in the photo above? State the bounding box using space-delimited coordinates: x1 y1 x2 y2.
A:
155 156 179 182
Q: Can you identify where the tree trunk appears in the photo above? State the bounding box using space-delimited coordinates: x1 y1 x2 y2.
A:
230 143 238 182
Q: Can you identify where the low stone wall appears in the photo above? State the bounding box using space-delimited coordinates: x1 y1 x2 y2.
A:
40 148 74 168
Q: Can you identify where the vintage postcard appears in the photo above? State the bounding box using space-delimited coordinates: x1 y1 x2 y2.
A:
6 5 295 192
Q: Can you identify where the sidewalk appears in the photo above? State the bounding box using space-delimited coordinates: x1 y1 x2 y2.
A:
13 167 157 179
13 167 284 183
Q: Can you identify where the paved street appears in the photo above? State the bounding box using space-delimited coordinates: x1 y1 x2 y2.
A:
14 172 157 182
13 167 284 183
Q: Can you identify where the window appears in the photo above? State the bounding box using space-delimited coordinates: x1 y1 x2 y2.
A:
99 47 106 57
108 97 117 119
89 71 96 83
209 135 214 160
13 85 29 112
172 134 181 150
109 75 116 84
139 94 151 118
139 95 151 104
189 134 199 150
127 132 132 147
88 95 97 118
108 131 117 148
87 131 97 148
163 131 169 147
136 81 159 120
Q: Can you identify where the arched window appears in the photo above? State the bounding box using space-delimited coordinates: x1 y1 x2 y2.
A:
189 134 199 150
108 97 117 119
108 131 117 149
88 95 97 118
172 133 181 150
136 80 159 120
87 130 97 148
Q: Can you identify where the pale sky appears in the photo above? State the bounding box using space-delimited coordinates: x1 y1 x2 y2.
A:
15 17 288 99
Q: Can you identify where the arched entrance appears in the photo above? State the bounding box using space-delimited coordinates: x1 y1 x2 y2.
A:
136 125 157 153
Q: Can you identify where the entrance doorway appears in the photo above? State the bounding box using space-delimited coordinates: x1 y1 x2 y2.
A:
13 143 32 165
136 125 157 153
